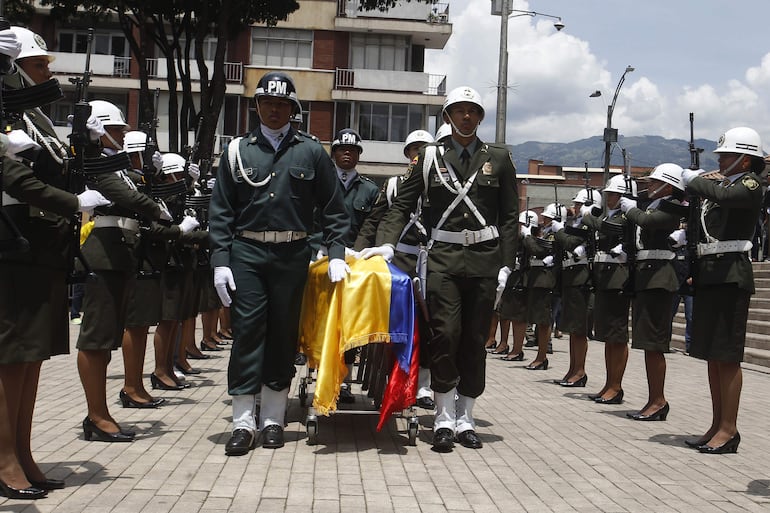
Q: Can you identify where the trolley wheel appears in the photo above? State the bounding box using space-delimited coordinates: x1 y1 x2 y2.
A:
299 381 308 408
306 417 318 445
407 418 418 446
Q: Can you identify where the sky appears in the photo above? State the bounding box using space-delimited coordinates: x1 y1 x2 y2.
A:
425 0 770 149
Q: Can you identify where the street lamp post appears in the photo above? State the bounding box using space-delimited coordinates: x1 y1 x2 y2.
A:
591 65 635 185
492 0 564 144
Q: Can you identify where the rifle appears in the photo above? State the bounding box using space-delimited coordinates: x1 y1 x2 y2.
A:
680 113 703 296
512 196 530 291
65 28 96 283
583 161 594 206
621 148 636 296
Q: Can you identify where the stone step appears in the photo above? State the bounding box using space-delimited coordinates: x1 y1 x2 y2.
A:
670 331 770 367
672 318 770 352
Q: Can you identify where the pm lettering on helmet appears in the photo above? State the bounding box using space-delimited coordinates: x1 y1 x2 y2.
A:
267 80 287 95
341 132 357 145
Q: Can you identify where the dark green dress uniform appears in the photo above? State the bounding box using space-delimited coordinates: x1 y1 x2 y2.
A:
582 209 631 344
624 200 682 351
499 233 528 322
76 162 162 351
554 221 593 336
339 171 379 247
378 138 519 398
687 172 763 362
521 231 558 326
209 128 348 395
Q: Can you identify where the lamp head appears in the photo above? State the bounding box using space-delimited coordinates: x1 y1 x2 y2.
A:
625 65 635 73
590 90 602 98
553 19 565 31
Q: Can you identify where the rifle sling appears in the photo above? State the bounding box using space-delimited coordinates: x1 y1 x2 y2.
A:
3 79 64 112
83 153 132 175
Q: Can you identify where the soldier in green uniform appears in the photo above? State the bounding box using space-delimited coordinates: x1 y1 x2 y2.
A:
361 85 519 452
209 71 348 455
681 127 765 454
619 163 686 421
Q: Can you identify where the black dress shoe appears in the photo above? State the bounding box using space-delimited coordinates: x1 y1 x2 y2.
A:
501 352 525 361
150 373 185 391
27 477 65 490
261 424 285 449
175 365 202 375
200 341 223 352
684 437 710 448
432 428 454 452
225 429 255 456
456 430 483 449
186 350 210 360
0 479 47 500
560 375 588 388
120 389 164 409
415 397 435 410
294 352 308 366
698 432 740 454
627 402 669 421
338 386 355 404
525 359 548 370
82 417 134 442
594 389 624 404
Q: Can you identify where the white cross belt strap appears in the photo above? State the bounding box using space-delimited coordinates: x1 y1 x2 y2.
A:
594 251 627 264
636 249 675 261
94 216 140 232
430 226 499 246
562 256 588 268
697 240 752 257
395 242 421 256
1 191 24 206
237 230 307 243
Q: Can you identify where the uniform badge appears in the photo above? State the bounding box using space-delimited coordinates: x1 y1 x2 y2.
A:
404 158 416 180
742 175 759 190
482 162 493 175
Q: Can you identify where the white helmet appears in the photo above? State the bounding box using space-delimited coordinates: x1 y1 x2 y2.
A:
89 100 127 127
161 153 186 175
542 203 568 220
442 86 485 121
403 130 434 157
648 163 685 191
123 131 148 153
518 210 539 226
572 188 602 207
604 174 638 197
10 27 54 62
435 122 452 141
714 126 764 158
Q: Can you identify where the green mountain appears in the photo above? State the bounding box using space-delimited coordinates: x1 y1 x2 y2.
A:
510 135 718 172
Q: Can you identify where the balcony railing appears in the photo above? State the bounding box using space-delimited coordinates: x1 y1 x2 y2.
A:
146 58 243 83
335 68 446 96
337 0 450 23
114 56 130 77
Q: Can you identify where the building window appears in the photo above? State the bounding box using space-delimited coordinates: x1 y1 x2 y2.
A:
178 37 221 61
350 34 408 71
357 102 423 142
251 27 312 69
58 31 129 57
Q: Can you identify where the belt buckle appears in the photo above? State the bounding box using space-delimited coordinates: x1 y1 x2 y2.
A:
285 231 293 242
463 229 472 246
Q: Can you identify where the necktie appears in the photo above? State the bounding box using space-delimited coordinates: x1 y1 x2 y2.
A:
460 149 470 171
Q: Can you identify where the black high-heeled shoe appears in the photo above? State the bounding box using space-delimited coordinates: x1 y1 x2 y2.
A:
186 350 210 360
525 359 548 370
27 477 65 490
627 402 669 421
200 341 223 352
684 437 711 448
594 389 624 404
82 417 134 442
119 389 164 409
561 374 588 388
150 373 185 391
0 479 47 499
501 352 525 361
698 432 740 454
175 364 202 375
490 345 509 355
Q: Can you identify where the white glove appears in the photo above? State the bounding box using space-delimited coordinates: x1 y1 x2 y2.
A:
214 266 236 307
328 258 350 283
359 244 395 262
573 244 587 259
206 177 216 189
76 189 110 214
497 266 512 289
151 151 164 174
619 197 637 213
315 248 327 260
0 29 21 60
86 115 105 142
579 204 594 217
669 228 687 248
542 255 555 267
344 247 359 257
609 243 628 262
520 225 532 237
178 215 199 233
187 162 200 181
550 220 564 232
5 130 41 160
158 202 173 222
681 168 704 186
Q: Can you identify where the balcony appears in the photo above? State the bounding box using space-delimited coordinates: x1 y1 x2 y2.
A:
50 52 129 78
146 59 243 83
334 68 445 95
335 0 451 49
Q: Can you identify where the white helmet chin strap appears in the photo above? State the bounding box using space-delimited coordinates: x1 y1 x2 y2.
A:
104 131 122 151
17 66 36 86
448 117 479 138
721 155 744 177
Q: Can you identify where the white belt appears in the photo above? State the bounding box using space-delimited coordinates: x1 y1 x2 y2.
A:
595 251 627 264
430 226 499 246
237 230 307 243
697 240 752 257
562 256 588 268
1 191 24 206
395 242 420 256
636 249 675 261
94 216 140 232
529 258 545 267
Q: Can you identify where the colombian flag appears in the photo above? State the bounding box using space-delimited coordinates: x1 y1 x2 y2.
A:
299 255 416 419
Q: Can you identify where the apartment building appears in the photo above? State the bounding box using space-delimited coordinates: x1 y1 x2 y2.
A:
25 0 452 177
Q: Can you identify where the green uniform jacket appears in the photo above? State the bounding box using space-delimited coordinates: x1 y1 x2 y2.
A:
377 138 519 277
687 172 763 292
340 173 379 247
522 233 557 289
625 200 682 292
209 128 349 265
582 210 628 291
553 223 591 287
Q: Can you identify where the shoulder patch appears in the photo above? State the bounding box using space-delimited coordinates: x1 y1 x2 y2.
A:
742 175 759 191
404 159 415 180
